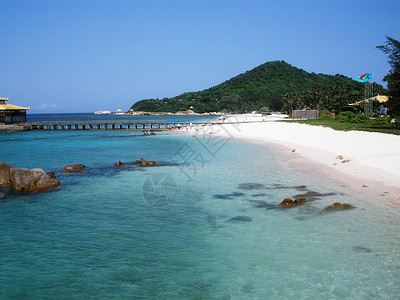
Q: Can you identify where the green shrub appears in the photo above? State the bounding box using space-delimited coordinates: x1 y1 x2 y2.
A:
336 111 356 123
370 118 389 125
318 115 334 121
319 110 330 117
354 114 370 123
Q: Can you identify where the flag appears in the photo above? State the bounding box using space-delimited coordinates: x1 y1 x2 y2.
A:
358 72 373 82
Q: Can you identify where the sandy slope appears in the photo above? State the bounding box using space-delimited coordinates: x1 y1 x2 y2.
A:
188 115 400 202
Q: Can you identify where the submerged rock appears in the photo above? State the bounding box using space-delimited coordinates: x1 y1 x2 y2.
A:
0 162 11 187
251 193 268 197
353 246 373 253
324 202 354 211
228 216 253 222
0 192 5 199
134 158 158 167
294 185 307 191
213 192 245 200
63 164 86 171
278 197 307 208
249 200 276 209
294 191 336 200
238 183 266 190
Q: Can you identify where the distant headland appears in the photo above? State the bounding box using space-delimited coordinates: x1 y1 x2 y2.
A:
128 60 386 115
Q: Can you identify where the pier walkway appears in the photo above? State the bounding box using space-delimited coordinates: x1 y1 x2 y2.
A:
3 119 261 131
28 120 172 130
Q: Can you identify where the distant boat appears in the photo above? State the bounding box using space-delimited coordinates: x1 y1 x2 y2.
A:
114 109 125 115
94 111 112 115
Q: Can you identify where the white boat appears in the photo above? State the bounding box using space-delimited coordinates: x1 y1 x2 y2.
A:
94 110 112 115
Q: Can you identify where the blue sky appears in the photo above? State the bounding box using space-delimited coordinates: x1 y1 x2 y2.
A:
1 0 399 113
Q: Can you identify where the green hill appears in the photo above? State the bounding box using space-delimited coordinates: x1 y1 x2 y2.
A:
130 60 386 113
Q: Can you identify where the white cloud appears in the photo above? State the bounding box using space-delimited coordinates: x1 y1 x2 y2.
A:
38 103 58 110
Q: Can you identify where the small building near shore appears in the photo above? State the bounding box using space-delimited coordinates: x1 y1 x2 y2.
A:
0 97 30 124
292 108 319 120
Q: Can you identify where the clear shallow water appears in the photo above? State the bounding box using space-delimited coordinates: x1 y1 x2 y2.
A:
1 126 400 299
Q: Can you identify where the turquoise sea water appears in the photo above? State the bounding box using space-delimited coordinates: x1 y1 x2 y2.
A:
1 120 400 299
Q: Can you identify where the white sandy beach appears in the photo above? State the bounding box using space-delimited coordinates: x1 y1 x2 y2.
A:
190 114 400 203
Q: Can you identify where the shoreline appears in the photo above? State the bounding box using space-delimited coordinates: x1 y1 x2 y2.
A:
187 117 400 204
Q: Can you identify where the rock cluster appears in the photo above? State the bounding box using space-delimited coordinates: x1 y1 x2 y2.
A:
278 197 307 208
324 202 353 211
335 154 351 164
63 164 86 171
134 158 158 167
0 162 61 192
61 164 87 174
143 131 156 136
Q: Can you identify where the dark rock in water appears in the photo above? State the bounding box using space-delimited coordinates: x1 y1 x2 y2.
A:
324 202 354 211
134 158 158 167
213 194 232 200
63 164 86 171
0 162 11 187
278 197 307 208
251 193 268 197
228 216 252 222
294 185 307 191
270 184 307 191
294 191 319 198
0 192 5 199
230 192 245 197
270 184 288 189
319 192 337 197
9 167 61 192
238 183 265 190
353 246 373 253
278 198 294 207
213 192 245 200
249 200 275 209
150 132 156 135
61 168 88 175
114 160 123 166
294 191 337 201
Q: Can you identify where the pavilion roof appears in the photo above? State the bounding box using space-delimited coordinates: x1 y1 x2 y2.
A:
0 103 30 111
348 95 389 106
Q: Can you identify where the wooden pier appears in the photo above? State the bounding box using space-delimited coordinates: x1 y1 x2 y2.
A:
28 120 172 130
24 119 253 131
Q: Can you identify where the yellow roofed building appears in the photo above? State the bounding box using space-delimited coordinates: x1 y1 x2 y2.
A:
0 97 30 124
348 94 389 107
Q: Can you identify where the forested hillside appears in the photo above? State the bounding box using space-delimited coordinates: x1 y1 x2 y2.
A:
130 61 386 113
